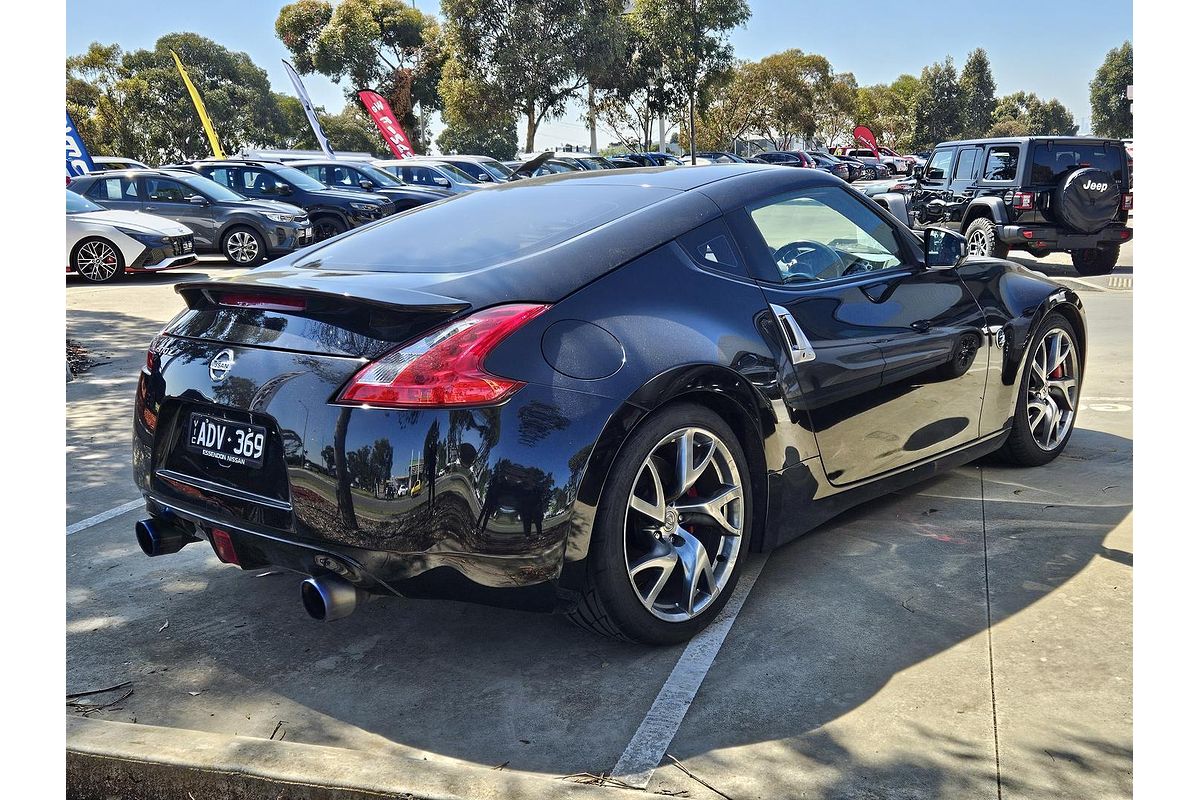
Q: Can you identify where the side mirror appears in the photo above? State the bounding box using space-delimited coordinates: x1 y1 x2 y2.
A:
275 184 292 196
188 195 208 206
924 227 966 268
358 179 374 190
477 173 488 181
434 177 451 188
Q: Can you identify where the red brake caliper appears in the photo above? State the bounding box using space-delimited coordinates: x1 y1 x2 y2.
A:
1049 365 1064 379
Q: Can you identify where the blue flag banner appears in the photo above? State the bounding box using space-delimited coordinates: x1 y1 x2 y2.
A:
66 111 95 178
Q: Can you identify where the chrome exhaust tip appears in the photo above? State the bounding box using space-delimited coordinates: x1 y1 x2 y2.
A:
300 574 363 621
135 517 197 557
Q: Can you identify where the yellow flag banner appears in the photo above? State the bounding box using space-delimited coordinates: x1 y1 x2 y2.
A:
171 50 226 159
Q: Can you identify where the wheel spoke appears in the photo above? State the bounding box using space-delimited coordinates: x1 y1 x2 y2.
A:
1047 377 1077 409
675 484 743 536
675 528 716 615
629 458 667 524
674 429 714 499
630 539 679 608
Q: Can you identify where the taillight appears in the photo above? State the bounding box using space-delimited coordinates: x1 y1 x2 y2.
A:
336 304 550 408
219 293 307 312
1012 191 1035 211
1122 192 1133 211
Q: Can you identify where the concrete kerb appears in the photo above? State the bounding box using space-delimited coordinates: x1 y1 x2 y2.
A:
67 716 650 800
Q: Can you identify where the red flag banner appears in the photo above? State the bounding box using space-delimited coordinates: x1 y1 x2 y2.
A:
358 90 415 159
852 125 880 158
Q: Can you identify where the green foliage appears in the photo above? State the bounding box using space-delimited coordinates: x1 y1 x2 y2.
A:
442 0 615 152
67 34 293 163
959 48 996 139
989 91 1078 136
911 57 961 150
1090 41 1132 138
855 76 917 151
275 0 443 150
436 118 518 160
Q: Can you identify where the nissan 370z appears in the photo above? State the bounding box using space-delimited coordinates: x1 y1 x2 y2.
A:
132 164 1085 644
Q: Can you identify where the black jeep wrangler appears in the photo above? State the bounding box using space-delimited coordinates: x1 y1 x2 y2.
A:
874 136 1132 275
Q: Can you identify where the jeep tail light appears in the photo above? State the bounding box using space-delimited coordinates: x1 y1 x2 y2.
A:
336 304 550 408
1012 191 1035 211
1122 192 1133 211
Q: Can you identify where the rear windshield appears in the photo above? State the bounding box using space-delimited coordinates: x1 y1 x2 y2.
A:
300 183 670 273
1030 142 1125 185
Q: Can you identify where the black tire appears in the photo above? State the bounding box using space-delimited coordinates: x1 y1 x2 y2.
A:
964 217 1010 259
221 226 266 265
72 237 125 283
996 312 1081 467
312 215 348 242
565 402 754 644
1071 246 1120 276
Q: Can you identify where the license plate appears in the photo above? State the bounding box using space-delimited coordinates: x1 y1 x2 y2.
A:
185 413 267 469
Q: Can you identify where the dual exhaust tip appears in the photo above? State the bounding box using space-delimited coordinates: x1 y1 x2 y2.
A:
136 517 364 621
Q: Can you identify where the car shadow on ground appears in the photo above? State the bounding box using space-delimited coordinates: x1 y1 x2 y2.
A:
67 423 1131 791
1005 255 1131 278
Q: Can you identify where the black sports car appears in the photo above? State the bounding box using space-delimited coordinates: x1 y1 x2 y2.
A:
133 164 1085 644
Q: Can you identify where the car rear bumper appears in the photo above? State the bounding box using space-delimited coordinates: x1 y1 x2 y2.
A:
132 338 618 607
998 223 1133 250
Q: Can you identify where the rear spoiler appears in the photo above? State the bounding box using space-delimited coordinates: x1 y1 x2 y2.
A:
175 270 470 317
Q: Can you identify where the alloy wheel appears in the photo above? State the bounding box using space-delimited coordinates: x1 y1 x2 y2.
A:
967 229 990 256
76 240 119 282
1026 328 1078 450
225 231 260 264
624 427 744 622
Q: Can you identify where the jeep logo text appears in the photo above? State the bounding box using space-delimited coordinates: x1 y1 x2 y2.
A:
1082 180 1109 192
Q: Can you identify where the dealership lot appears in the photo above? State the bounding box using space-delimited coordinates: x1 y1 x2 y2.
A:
67 249 1131 798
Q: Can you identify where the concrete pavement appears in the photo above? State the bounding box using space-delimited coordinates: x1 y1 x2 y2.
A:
66 253 1132 799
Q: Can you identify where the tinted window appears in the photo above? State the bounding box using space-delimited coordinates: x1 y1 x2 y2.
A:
748 185 906 283
300 184 667 273
953 148 980 180
924 149 954 181
678 219 746 276
173 173 244 202
240 168 292 195
1031 142 1125 185
67 189 103 214
299 165 324 182
87 176 138 201
205 167 236 190
981 146 1019 180
144 177 190 202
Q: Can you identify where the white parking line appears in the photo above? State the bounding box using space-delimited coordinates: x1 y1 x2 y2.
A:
66 499 144 536
611 554 768 787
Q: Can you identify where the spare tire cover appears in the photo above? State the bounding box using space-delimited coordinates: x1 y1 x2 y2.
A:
1053 167 1121 234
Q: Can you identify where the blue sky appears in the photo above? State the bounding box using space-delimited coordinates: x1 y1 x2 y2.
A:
66 0 1131 148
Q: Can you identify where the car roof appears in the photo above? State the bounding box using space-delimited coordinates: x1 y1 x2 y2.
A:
210 165 842 308
933 136 1123 148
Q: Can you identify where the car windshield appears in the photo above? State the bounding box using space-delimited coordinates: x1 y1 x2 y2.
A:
301 183 661 273
478 160 514 180
175 173 245 202
430 162 479 184
354 164 404 187
1030 142 1125 185
66 189 103 214
272 165 327 191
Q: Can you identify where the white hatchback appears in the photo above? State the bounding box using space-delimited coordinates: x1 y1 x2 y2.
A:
66 189 196 282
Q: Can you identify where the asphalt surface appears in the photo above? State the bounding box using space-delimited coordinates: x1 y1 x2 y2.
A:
66 247 1132 799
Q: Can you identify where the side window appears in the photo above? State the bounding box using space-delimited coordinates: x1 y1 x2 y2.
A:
327 165 354 186
953 148 980 181
924 149 954 181
403 167 431 185
206 167 234 189
299 165 324 183
677 219 746 276
981 146 1019 181
747 185 907 283
87 177 132 201
241 169 288 195
144 177 189 202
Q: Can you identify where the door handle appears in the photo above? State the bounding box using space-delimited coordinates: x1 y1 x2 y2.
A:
910 319 933 333
769 304 816 365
